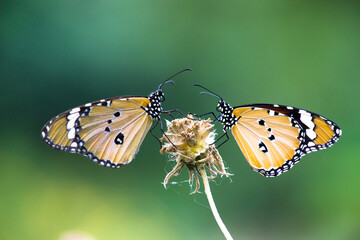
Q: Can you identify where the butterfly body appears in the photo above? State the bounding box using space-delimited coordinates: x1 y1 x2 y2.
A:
217 101 237 130
213 98 341 177
143 89 164 120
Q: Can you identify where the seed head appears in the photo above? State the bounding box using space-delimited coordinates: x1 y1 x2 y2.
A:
160 116 230 194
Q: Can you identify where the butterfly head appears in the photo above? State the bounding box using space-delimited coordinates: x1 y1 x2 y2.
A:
193 84 237 130
154 88 165 102
146 69 192 120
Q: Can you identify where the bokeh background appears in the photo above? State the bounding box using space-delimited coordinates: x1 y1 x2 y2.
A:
1 1 359 240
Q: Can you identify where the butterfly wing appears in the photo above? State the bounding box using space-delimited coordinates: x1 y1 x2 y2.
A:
230 104 341 177
41 97 153 168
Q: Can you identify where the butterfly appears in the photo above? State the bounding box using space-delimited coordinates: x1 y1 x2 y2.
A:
194 84 342 177
41 69 191 168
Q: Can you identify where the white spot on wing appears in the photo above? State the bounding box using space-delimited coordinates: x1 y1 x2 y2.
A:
69 107 80 114
67 112 80 121
41 131 45 138
308 141 316 147
299 109 311 116
66 114 79 130
336 128 341 135
306 129 317 140
70 142 77 147
68 128 76 139
300 112 315 130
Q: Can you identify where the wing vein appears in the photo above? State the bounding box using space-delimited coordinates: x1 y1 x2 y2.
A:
236 122 263 162
238 120 297 157
234 125 252 163
92 111 147 157
112 111 147 131
116 113 149 162
241 116 293 127
83 107 143 117
133 117 152 155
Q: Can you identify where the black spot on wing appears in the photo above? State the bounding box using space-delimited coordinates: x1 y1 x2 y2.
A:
258 141 268 153
114 132 124 145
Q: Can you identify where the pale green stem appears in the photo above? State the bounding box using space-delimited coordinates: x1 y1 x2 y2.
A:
199 166 233 240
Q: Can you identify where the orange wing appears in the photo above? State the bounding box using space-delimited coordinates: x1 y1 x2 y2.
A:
231 104 341 177
41 97 153 168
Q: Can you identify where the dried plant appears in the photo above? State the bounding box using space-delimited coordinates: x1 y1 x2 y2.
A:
160 116 233 240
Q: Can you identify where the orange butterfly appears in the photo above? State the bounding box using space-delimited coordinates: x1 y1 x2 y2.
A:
41 69 191 168
194 85 342 177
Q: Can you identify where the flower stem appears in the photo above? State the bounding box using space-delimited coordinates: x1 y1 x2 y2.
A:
199 166 233 240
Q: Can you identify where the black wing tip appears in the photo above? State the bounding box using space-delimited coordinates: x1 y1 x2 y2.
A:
41 122 51 141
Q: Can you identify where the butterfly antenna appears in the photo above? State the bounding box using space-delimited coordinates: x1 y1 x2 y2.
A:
193 84 223 101
158 68 193 89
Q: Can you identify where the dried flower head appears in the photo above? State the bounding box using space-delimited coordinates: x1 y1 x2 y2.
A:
160 116 230 194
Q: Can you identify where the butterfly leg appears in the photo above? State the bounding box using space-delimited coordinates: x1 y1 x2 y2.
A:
149 121 163 148
163 109 188 119
212 131 229 149
149 119 177 149
159 119 178 149
193 112 220 122
164 109 212 122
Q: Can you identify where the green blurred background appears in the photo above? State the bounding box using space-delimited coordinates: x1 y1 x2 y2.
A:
1 1 359 240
